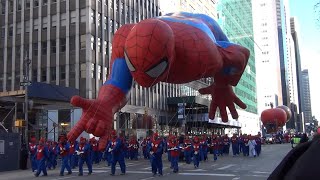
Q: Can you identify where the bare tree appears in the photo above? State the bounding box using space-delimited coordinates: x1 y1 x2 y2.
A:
315 1 320 27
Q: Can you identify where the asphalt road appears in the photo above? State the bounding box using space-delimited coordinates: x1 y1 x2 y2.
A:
0 143 292 180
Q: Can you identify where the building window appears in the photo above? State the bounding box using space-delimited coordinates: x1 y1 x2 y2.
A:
97 38 101 52
41 69 47 81
110 19 113 32
70 64 75 79
91 63 96 79
80 35 86 49
60 66 66 80
70 36 75 51
34 0 39 7
60 13 66 27
104 41 107 55
17 23 22 34
42 0 47 5
25 20 30 33
50 67 56 81
42 17 48 30
97 13 101 26
104 16 107 30
16 46 21 58
80 9 86 23
1 26 4 38
24 45 29 55
90 9 95 23
60 38 66 52
51 40 56 53
32 69 37 81
9 0 13 13
70 11 76 24
33 18 39 31
1 0 5 15
33 43 38 56
25 0 30 9
9 25 13 37
52 15 57 27
91 36 95 50
41 42 47 55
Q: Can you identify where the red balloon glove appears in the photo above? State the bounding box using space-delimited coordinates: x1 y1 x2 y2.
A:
199 83 246 122
67 85 126 150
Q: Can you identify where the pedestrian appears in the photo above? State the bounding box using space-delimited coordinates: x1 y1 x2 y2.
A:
58 135 72 176
20 143 29 170
299 133 309 144
107 130 126 176
77 137 92 176
148 133 163 176
248 136 257 157
34 138 48 177
255 135 262 156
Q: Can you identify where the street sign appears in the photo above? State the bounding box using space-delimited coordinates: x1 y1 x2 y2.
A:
20 81 31 86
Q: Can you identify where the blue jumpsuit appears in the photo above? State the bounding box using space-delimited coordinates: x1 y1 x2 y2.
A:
77 143 92 176
107 138 126 175
34 145 49 176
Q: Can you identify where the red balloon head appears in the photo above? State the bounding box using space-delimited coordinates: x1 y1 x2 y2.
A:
125 18 175 87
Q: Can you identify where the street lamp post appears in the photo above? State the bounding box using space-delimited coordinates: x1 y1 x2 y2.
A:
23 55 31 143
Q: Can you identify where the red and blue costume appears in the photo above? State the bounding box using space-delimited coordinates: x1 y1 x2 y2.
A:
106 130 126 176
223 134 230 154
34 138 48 177
168 137 180 173
200 135 208 161
77 137 92 176
28 137 37 172
192 137 201 168
211 135 219 161
67 12 249 150
148 133 163 176
231 134 240 156
69 141 77 169
58 136 72 176
184 136 192 164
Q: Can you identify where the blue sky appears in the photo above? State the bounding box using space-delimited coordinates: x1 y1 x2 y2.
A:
289 0 320 120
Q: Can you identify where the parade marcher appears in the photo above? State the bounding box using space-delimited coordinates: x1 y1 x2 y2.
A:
129 136 139 160
28 137 37 172
231 134 239 156
255 135 262 156
69 140 77 169
105 136 112 166
50 141 58 169
192 136 201 168
248 135 257 157
148 133 163 176
34 138 49 177
107 130 126 176
76 137 92 176
184 136 192 164
46 140 53 170
168 136 180 173
218 135 224 156
141 138 149 159
243 135 249 156
200 135 208 161
90 137 100 164
58 135 72 176
239 134 244 153
223 134 230 155
211 135 219 161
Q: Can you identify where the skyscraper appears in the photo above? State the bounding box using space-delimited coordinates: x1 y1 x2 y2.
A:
301 69 313 124
253 0 283 115
217 0 259 134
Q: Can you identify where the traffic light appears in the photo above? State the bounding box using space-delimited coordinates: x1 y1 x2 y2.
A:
14 119 26 127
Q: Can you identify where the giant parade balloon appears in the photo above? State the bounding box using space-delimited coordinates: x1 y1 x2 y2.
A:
276 105 292 122
261 108 287 133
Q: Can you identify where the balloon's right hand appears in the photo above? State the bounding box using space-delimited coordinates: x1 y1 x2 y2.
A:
67 95 113 149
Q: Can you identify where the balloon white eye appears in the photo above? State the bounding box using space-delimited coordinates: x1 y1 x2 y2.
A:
124 51 135 72
146 57 168 78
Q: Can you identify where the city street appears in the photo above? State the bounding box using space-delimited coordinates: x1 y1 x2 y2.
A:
0 144 291 180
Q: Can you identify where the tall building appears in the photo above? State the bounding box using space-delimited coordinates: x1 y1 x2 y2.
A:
0 0 166 139
301 69 313 124
253 0 283 114
217 0 259 134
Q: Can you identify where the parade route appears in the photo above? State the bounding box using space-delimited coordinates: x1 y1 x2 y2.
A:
0 144 291 180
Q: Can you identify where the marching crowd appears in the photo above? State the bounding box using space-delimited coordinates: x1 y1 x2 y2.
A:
28 130 262 177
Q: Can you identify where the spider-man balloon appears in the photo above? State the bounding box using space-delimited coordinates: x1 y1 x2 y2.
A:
68 12 249 150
